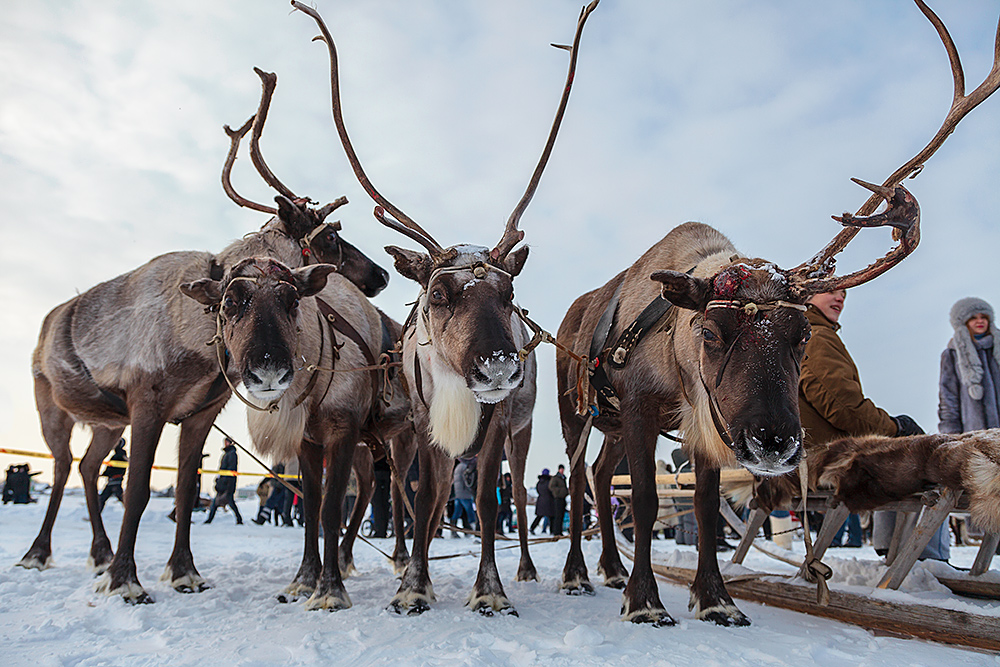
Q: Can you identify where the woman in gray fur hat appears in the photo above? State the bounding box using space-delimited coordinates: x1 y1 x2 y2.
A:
939 296 1000 433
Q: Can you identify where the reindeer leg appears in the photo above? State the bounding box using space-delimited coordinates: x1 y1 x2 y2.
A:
78 427 124 573
467 421 514 616
619 397 674 626
96 408 166 604
340 445 373 578
19 374 75 570
390 431 417 575
690 454 748 626
279 444 323 602
163 407 220 593
390 442 449 615
595 437 629 589
305 426 358 611
560 418 594 594
507 423 537 582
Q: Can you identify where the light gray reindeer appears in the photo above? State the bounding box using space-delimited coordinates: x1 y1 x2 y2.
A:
291 0 598 615
24 67 388 604
556 0 1000 627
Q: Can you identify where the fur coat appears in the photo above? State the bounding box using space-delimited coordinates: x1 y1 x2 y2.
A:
939 297 1000 433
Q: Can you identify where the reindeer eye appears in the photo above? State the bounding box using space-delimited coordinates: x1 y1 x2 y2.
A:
224 296 235 309
430 288 447 304
701 328 718 342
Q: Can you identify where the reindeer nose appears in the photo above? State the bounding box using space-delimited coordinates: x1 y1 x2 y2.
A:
244 363 295 399
471 353 523 392
741 428 800 475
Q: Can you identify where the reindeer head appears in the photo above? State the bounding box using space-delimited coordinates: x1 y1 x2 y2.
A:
654 261 809 476
181 258 337 402
389 244 530 403
221 68 389 298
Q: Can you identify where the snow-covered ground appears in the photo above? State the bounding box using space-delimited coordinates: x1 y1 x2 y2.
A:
2 492 998 666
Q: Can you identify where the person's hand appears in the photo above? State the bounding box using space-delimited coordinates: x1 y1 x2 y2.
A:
892 414 924 437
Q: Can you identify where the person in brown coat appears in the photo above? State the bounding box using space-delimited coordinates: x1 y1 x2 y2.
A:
799 289 932 554
799 290 918 444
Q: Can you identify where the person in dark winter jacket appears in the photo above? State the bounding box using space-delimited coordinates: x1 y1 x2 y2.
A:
206 439 242 525
255 464 287 525
548 465 569 536
530 469 554 534
372 457 392 538
497 472 513 534
450 459 477 537
98 438 128 511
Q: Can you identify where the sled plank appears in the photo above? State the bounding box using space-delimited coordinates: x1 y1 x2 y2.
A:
649 563 1000 652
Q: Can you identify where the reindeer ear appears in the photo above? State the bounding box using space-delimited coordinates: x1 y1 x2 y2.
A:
292 264 338 298
385 246 433 286
275 195 312 239
503 245 530 277
651 271 712 311
180 279 223 306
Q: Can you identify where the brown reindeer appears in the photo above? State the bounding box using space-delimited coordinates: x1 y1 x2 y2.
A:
181 250 411 610
291 0 598 614
23 67 388 604
556 0 999 627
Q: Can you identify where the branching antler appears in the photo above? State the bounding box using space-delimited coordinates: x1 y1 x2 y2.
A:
789 0 1000 296
291 0 449 262
222 115 277 214
293 0 599 267
221 66 347 222
248 67 301 203
492 0 600 263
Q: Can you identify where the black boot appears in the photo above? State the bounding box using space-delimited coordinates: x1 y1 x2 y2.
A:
252 508 270 525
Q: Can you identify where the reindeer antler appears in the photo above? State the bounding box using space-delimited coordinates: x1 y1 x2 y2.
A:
492 0 600 263
291 0 449 262
222 114 277 214
248 67 302 203
221 67 347 220
789 0 1000 296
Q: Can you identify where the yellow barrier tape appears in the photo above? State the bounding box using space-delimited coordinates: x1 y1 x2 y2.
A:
0 447 298 479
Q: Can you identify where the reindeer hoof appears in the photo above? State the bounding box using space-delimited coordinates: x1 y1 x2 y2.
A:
605 578 627 590
175 581 210 594
17 554 53 571
126 590 155 605
407 600 431 616
702 608 751 627
625 609 676 627
278 581 315 603
561 580 596 596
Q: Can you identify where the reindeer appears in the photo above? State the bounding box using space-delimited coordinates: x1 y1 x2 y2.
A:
23 67 388 604
555 0 999 627
291 0 598 614
181 247 410 609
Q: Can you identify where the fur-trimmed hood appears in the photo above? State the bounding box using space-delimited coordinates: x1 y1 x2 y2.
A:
948 297 1000 401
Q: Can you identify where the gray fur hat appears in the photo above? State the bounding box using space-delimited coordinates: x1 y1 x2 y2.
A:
948 297 1000 400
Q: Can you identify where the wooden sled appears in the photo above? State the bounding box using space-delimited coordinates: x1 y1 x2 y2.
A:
609 471 1000 652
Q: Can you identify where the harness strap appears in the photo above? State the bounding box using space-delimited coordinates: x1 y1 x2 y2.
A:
315 297 379 402
290 310 329 410
606 293 675 370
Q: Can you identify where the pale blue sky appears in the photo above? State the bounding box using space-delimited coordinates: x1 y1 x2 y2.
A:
1 0 998 487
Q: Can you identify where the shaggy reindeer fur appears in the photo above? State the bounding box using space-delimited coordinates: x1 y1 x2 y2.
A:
739 430 1000 533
